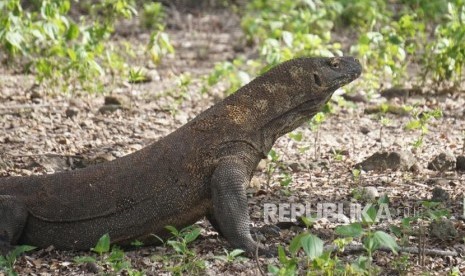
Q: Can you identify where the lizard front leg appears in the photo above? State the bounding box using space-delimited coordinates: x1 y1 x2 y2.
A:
210 157 272 256
0 195 28 255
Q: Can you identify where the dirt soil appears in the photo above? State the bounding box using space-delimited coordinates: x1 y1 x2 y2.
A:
0 6 464 276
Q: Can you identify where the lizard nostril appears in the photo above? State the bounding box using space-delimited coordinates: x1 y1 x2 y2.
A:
313 73 322 86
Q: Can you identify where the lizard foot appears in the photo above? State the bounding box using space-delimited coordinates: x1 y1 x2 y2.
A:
250 225 281 241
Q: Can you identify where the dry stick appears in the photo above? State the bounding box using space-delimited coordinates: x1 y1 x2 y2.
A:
323 244 458 257
0 104 68 115
254 242 266 276
0 104 52 110
5 153 83 159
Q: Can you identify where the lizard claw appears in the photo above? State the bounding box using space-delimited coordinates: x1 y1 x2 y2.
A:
251 225 281 239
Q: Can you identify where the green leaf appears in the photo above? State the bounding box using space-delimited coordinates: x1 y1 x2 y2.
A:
300 216 316 228
74 256 97 263
289 232 306 255
301 234 323 260
229 249 245 257
10 245 36 257
282 31 293 47
405 120 421 130
277 245 287 263
335 223 363 238
389 225 402 237
165 225 179 236
167 240 184 253
362 205 377 224
372 231 399 254
91 233 111 254
288 132 303 142
267 264 280 274
5 31 23 50
184 227 200 244
66 23 80 40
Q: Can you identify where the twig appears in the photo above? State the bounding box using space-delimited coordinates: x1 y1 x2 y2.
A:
0 104 57 110
5 153 83 159
323 244 458 257
254 234 266 276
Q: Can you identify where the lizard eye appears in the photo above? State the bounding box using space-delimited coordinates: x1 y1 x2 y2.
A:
330 59 340 69
313 73 322 86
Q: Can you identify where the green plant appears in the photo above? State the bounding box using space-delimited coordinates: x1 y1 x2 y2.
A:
0 0 138 92
74 234 142 275
147 27 174 65
0 245 36 276
404 107 442 148
337 0 390 30
128 67 148 83
162 225 206 275
269 212 399 275
140 2 165 30
213 249 247 263
423 2 465 86
0 0 173 93
203 58 255 95
351 169 362 186
391 254 411 275
336 222 399 274
242 0 342 65
309 112 327 160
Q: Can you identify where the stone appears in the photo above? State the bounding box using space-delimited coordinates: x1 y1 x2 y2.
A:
431 186 449 202
427 151 456 171
255 159 267 171
65 107 79 118
355 151 416 171
456 155 465 171
429 218 457 241
361 186 379 201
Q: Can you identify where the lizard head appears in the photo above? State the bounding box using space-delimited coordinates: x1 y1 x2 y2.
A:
255 56 362 141
203 56 361 153
284 56 362 111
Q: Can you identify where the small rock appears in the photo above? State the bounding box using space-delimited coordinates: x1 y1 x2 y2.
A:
341 93 368 103
431 186 449 202
256 159 267 171
360 126 370 134
410 163 422 173
288 162 301 172
456 155 465 171
427 178 449 187
429 218 457 241
361 186 379 201
104 95 123 106
30 90 42 101
249 177 261 189
146 70 160 82
83 262 100 274
98 104 121 114
355 151 416 171
380 87 417 99
65 107 79 118
428 151 456 171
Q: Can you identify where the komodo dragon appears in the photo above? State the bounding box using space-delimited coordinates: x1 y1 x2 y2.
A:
0 56 361 256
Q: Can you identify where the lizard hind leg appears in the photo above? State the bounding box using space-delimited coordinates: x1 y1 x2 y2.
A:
0 195 28 255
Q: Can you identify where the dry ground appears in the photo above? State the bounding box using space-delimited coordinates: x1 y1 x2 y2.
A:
0 6 464 276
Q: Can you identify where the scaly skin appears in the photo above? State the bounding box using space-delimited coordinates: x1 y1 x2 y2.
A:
0 57 361 256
